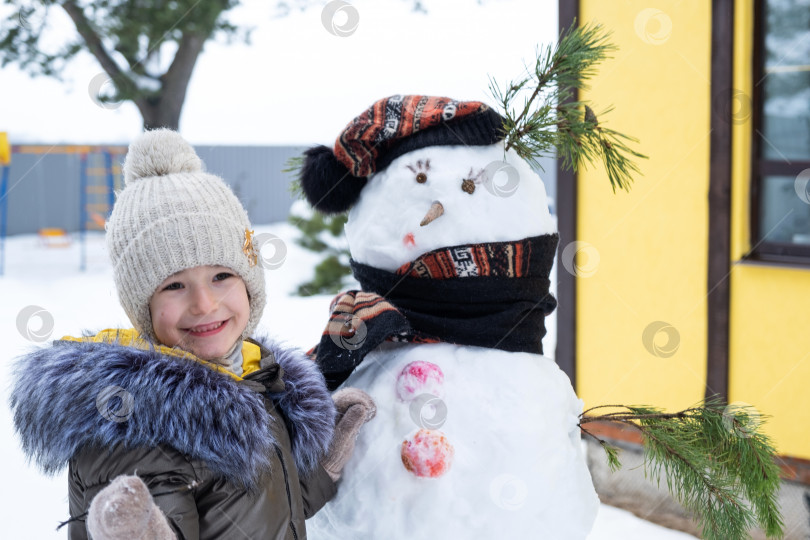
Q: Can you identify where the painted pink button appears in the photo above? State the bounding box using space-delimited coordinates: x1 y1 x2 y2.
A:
401 429 454 478
396 360 444 402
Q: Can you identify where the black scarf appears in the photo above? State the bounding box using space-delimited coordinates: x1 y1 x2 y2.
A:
314 234 558 389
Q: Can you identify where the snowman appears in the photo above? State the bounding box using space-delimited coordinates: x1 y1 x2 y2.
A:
300 95 599 538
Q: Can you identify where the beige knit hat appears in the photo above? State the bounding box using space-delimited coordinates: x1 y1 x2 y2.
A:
106 129 266 344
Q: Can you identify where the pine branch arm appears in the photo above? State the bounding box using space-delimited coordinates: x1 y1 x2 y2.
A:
578 402 783 539
492 23 645 192
640 427 742 506
584 416 747 521
581 410 700 423
509 59 557 133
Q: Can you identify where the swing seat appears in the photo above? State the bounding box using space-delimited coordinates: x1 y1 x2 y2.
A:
38 228 71 248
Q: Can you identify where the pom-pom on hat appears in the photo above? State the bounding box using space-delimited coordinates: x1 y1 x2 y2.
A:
300 95 506 214
106 129 266 345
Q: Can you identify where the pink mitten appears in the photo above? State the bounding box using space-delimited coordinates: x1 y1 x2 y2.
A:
322 388 377 482
87 474 176 540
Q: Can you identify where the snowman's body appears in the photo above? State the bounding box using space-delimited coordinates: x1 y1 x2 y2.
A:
308 342 599 538
308 141 599 538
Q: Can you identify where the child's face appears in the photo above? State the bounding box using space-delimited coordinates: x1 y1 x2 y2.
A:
149 265 250 361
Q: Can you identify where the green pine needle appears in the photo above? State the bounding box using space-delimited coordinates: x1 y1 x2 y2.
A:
283 156 305 198
287 210 351 296
580 398 784 539
489 21 648 193
600 440 622 473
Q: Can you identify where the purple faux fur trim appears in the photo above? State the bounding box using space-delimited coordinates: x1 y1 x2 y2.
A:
252 337 336 475
9 336 334 488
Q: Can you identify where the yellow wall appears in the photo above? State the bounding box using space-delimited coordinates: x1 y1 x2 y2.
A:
576 1 711 411
575 0 810 459
729 0 810 459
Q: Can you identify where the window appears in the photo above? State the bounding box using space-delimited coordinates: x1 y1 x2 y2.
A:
750 0 810 262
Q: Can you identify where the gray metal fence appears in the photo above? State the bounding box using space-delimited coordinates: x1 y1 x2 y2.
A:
2 145 306 236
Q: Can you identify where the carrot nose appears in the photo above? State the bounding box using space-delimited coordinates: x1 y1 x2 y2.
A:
420 201 444 227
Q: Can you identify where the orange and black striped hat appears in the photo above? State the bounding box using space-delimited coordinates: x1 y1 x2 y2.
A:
300 95 505 214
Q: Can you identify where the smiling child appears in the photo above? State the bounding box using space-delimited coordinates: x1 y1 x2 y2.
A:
10 129 375 540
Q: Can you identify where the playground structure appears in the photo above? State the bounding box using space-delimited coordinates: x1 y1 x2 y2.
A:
0 137 125 275
38 227 72 248
0 133 10 275
0 139 315 277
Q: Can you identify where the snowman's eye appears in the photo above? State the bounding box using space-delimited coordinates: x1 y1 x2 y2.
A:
407 160 430 183
461 168 485 194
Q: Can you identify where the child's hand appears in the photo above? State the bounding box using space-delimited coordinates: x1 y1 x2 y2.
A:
322 388 377 482
87 474 176 540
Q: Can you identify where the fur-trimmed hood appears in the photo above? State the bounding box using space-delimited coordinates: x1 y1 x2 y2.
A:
9 334 335 489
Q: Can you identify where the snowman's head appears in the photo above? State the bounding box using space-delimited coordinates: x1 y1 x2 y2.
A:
345 142 556 270
299 95 556 271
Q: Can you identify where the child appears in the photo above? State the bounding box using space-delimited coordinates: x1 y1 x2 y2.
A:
10 129 375 539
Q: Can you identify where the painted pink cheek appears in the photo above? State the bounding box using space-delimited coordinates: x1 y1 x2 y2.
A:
403 233 416 247
401 429 454 478
396 361 444 401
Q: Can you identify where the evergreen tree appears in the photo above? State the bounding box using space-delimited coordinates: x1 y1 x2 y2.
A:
287 201 352 296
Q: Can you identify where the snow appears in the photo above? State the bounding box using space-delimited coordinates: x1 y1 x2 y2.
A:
591 505 697 539
346 143 557 270
0 225 694 538
307 342 600 538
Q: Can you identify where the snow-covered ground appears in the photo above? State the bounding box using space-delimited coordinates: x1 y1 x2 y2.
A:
0 223 695 539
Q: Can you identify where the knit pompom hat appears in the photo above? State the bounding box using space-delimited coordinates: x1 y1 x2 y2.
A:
106 129 266 344
300 95 505 214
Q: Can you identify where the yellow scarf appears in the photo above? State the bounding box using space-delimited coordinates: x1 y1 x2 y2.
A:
60 328 263 381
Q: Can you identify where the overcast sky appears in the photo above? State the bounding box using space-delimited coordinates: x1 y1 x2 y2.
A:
1 0 558 145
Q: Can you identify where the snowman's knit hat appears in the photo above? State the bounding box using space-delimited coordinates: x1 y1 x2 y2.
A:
300 95 506 214
106 129 266 344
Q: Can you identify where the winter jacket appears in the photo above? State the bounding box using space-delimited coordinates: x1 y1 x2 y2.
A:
9 330 337 540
